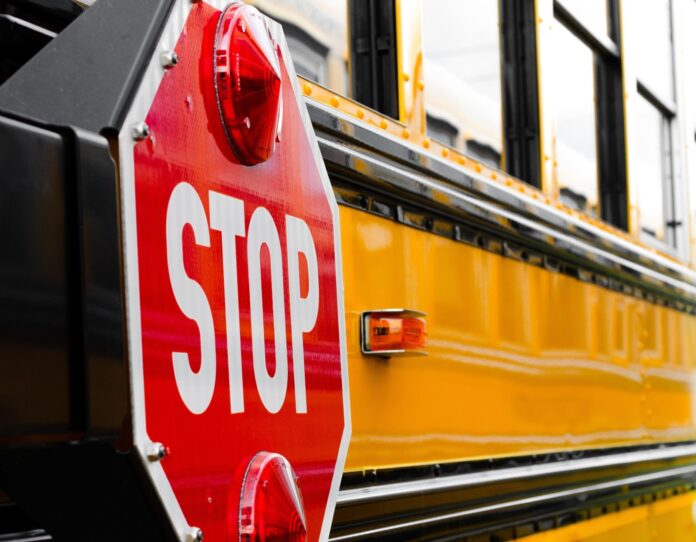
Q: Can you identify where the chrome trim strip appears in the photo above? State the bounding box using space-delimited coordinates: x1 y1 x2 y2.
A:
307 99 696 292
318 137 696 300
337 443 696 505
330 463 696 540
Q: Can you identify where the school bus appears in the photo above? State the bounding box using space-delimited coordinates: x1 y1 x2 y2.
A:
1 0 696 540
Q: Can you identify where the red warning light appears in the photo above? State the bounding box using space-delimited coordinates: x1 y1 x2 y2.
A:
214 4 283 165
239 452 307 542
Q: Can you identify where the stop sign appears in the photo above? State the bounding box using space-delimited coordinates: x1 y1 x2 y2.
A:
117 2 350 540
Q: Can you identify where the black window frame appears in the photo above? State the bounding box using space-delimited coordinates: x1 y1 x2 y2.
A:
553 0 628 230
348 0 399 119
501 0 542 188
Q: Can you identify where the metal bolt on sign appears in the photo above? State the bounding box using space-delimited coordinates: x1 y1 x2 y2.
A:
188 528 203 542
131 122 150 141
160 51 179 69
147 442 167 461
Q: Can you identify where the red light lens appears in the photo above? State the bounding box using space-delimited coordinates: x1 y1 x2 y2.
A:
214 4 282 165
239 452 307 542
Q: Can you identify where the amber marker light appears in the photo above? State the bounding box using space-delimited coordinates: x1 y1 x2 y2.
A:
360 309 427 357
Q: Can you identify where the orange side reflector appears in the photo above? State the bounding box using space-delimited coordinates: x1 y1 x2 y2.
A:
361 310 427 357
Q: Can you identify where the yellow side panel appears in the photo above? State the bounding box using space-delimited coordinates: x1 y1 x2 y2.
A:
518 493 696 541
339 206 696 471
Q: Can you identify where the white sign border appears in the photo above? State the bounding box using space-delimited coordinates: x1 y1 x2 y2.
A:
117 1 351 540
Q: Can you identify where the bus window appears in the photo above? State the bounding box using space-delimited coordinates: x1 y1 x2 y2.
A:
689 1 696 264
422 0 503 169
250 0 349 96
635 0 674 104
549 0 628 229
551 23 599 217
635 94 672 243
631 0 678 248
426 113 457 148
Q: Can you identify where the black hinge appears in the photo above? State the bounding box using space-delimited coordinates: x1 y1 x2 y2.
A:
596 0 628 231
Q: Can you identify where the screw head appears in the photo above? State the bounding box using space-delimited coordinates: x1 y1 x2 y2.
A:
160 50 179 69
131 122 150 141
188 527 203 542
147 442 167 461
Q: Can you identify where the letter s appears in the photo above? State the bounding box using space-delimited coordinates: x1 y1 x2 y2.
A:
166 182 216 414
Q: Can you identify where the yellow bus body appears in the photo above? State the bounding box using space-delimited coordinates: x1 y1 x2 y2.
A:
340 205 696 471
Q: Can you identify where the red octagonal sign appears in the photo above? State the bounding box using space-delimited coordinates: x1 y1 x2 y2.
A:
117 1 350 540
